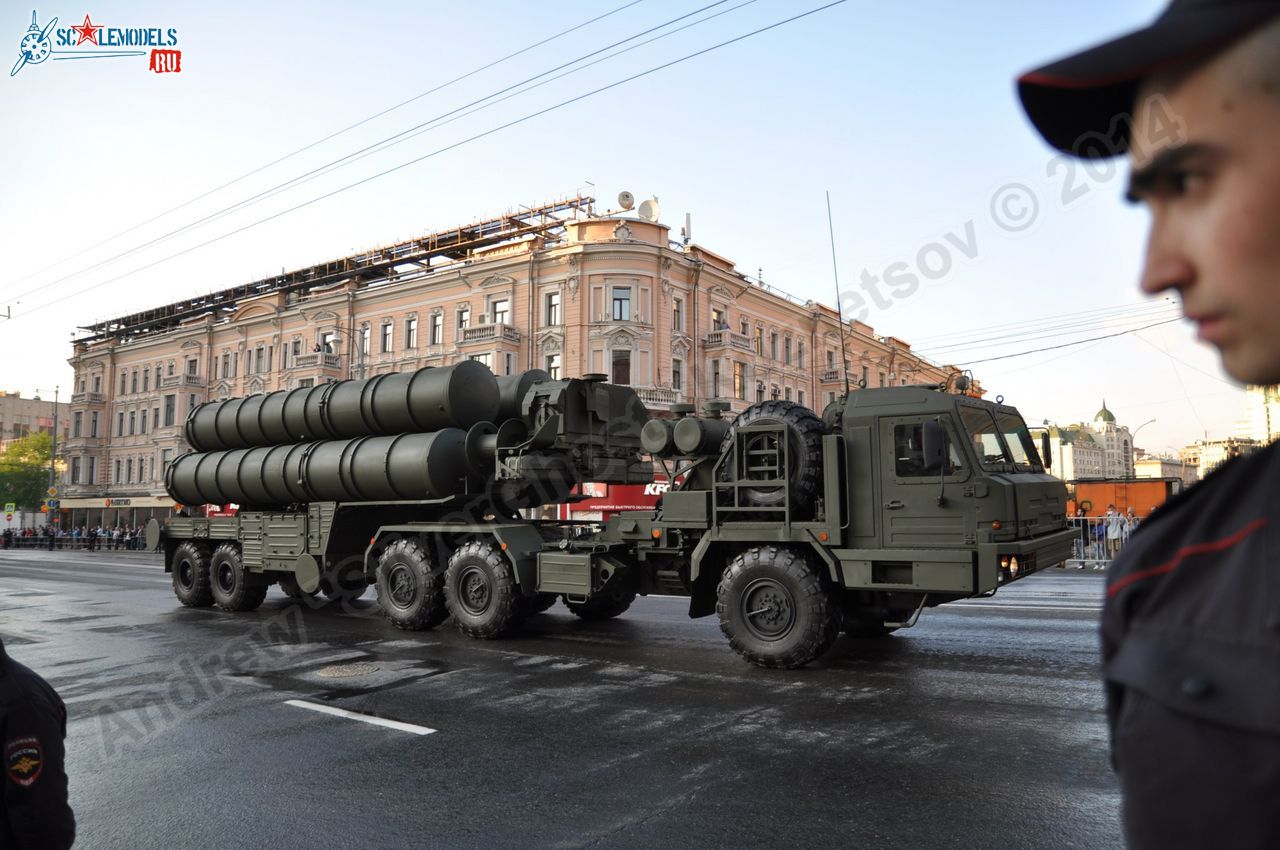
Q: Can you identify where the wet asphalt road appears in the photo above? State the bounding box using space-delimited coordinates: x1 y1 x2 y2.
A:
0 550 1121 849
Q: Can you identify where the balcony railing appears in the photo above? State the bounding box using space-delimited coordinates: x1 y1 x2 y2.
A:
703 330 755 352
292 352 342 370
634 386 679 409
461 323 521 344
70 392 107 405
820 369 842 383
161 374 205 388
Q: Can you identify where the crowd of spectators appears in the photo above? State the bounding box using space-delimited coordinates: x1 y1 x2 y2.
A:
0 524 152 550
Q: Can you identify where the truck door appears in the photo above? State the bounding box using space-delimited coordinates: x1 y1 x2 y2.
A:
878 416 972 548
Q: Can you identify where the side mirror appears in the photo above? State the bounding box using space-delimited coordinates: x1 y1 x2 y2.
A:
1041 432 1052 470
922 420 949 473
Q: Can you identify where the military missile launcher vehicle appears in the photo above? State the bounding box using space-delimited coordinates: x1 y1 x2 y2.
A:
148 362 1075 668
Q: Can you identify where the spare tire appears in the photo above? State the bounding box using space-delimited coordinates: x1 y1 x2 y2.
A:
718 401 828 513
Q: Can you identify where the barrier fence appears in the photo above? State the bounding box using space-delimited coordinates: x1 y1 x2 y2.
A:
1 533 151 551
1066 515 1140 570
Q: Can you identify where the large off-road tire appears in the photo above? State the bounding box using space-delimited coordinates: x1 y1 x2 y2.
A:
321 558 369 601
565 587 636 620
171 541 214 608
719 401 828 514
376 539 449 630
445 539 526 638
277 573 316 600
716 545 840 669
527 593 559 615
209 543 268 612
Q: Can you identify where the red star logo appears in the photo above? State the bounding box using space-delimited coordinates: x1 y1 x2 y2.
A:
72 14 103 46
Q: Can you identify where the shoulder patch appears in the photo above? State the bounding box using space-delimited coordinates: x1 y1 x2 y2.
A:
5 736 43 787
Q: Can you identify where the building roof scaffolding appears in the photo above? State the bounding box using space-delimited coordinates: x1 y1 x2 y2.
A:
76 194 595 344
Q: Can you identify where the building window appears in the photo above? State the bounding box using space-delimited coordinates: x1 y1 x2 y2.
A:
142 368 150 392
128 411 136 435
430 314 443 345
711 307 726 331
298 378 314 389
827 350 836 369
163 395 176 427
797 341 805 369
784 337 792 366
755 327 764 355
114 460 121 484
405 317 418 349
785 387 793 402
458 306 471 329
220 353 230 378
321 332 338 354
861 365 869 386
711 360 721 398
771 384 780 400
757 383 766 403
140 411 147 435
770 333 778 360
116 412 124 437
491 299 510 326
879 371 887 387
186 358 198 376
161 449 173 475
130 370 138 394
90 412 99 438
87 457 96 485
92 375 101 393
671 359 682 391
469 352 493 368
545 291 561 326
611 287 631 321
733 362 746 400
545 353 562 380
126 459 134 484
73 413 82 438
740 319 749 336
798 390 805 406
120 373 127 394
152 408 159 429
503 352 514 376
612 349 631 385
380 321 393 354
290 340 301 365
254 347 265 374
672 298 683 332
70 458 81 485
359 327 370 358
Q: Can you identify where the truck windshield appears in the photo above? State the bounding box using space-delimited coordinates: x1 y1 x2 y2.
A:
960 406 1011 469
995 411 1044 472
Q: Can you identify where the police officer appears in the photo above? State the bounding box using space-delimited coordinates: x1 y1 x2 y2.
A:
1018 1 1280 846
1 636 75 848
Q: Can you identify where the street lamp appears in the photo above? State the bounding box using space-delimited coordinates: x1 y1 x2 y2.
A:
1130 418 1156 476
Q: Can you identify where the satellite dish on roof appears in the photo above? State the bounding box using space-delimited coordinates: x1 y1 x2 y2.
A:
637 198 660 222
617 191 635 211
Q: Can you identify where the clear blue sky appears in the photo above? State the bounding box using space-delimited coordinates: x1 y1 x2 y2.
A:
0 0 1236 452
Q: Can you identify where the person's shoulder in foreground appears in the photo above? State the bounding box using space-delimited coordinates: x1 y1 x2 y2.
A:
1017 1 1280 847
1 638 76 849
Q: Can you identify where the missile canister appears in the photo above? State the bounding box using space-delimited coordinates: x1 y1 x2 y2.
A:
184 362 500 451
673 417 732 456
641 419 677 457
166 430 472 507
494 369 550 422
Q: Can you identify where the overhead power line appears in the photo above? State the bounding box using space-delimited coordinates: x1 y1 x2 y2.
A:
4 0 754 306
14 0 849 320
957 317 1183 366
919 305 1182 355
2 0 648 294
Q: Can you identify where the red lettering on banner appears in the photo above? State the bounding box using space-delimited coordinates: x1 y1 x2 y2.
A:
149 49 181 73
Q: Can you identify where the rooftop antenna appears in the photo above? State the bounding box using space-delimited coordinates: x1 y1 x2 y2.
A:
826 191 851 397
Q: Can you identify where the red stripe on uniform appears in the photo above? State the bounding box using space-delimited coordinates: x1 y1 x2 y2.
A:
1107 517 1268 598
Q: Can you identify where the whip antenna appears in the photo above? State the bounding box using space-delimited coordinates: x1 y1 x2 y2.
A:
826 191 851 396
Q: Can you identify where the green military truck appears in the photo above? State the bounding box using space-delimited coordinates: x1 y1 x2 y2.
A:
147 363 1074 668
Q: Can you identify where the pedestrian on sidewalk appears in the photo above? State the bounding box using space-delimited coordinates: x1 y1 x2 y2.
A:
1019 3 1280 846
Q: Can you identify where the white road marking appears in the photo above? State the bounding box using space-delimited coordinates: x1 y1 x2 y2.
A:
950 603 1102 613
284 699 436 735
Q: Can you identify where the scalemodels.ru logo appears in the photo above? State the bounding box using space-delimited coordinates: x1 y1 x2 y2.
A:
10 9 182 77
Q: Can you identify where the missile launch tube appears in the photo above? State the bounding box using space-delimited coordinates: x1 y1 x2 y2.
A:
184 362 500 451
494 369 550 421
166 430 472 507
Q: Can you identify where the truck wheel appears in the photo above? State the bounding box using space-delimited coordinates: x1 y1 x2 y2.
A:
210 543 268 612
719 401 827 514
716 546 840 669
527 593 559 615
376 539 448 630
172 541 214 608
445 539 525 638
565 588 636 620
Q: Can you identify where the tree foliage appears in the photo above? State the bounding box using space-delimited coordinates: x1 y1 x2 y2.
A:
0 432 53 511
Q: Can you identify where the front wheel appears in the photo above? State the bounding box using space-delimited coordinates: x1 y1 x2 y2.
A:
210 543 268 612
716 546 840 669
445 539 526 639
376 539 448 630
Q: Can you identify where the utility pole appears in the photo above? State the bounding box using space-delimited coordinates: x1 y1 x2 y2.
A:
49 386 59 491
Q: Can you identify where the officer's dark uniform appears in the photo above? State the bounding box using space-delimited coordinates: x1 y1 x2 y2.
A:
0 638 75 849
1102 441 1280 848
